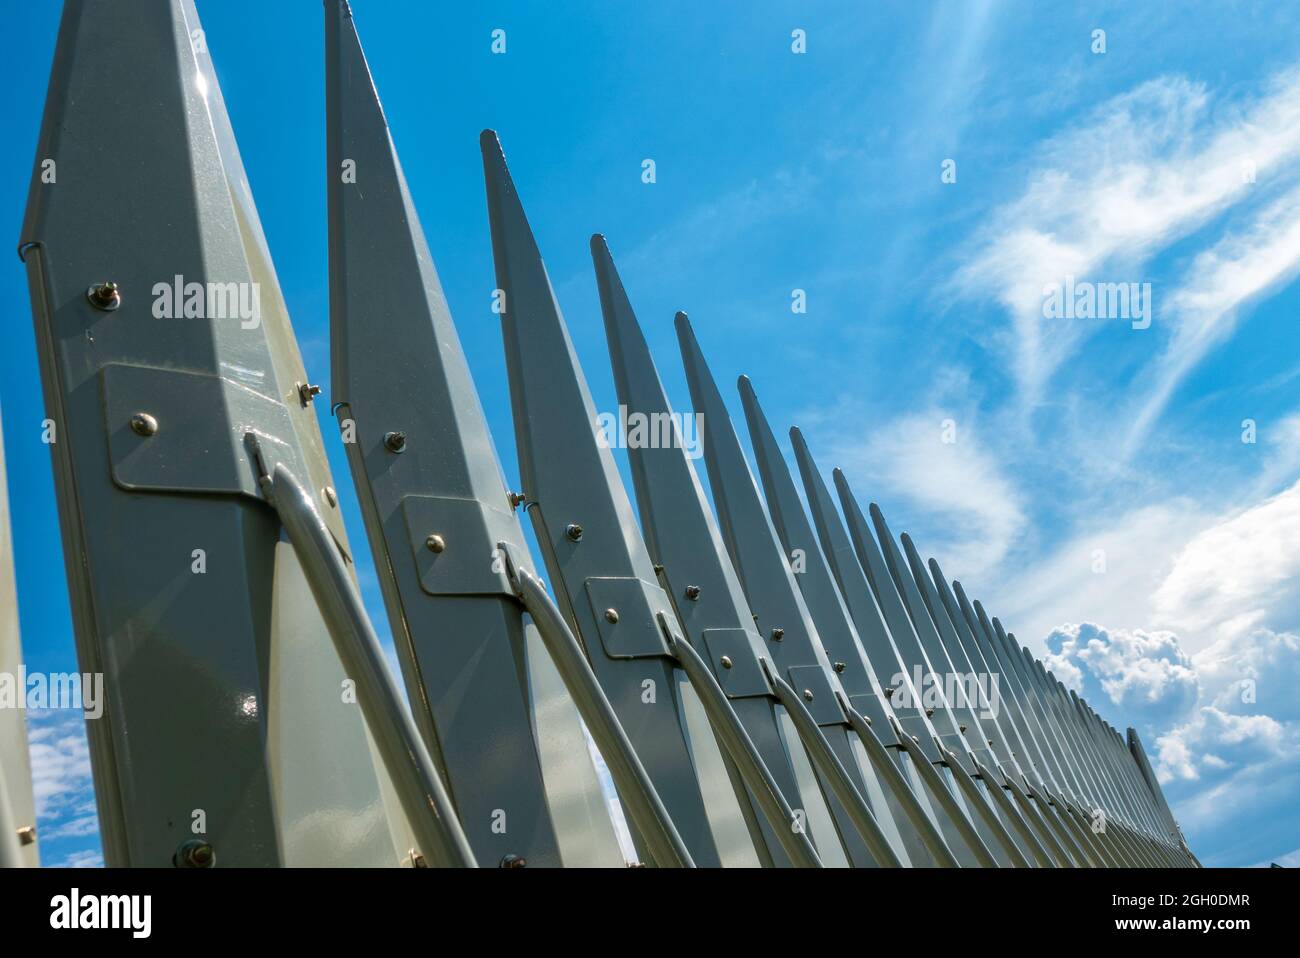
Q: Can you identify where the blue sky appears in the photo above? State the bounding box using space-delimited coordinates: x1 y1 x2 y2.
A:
4 0 1300 867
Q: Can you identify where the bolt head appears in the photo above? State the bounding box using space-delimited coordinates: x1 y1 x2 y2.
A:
174 839 215 869
16 826 35 846
324 486 337 507
720 655 733 669
500 854 527 869
925 708 935 717
383 430 407 453
604 608 619 624
770 627 785 642
298 382 322 405
833 661 846 673
565 523 583 542
129 412 158 437
684 584 702 601
426 534 446 553
802 688 815 702
86 281 121 311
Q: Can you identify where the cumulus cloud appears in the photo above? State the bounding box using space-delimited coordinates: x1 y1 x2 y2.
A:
1045 622 1200 725
1043 616 1300 864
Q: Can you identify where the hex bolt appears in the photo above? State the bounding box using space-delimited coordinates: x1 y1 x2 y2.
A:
86 281 121 311
720 656 733 670
129 412 158 437
500 854 527 869
16 826 35 846
174 839 215 869
383 430 407 453
925 708 935 717
959 724 968 733
425 534 446 553
604 608 619 624
833 661 846 673
770 627 784 642
506 490 525 509
684 584 702 601
298 382 322 405
565 523 583 542
409 849 428 869
884 686 895 699
802 688 815 702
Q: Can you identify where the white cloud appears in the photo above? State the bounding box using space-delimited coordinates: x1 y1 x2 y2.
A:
1124 184 1300 454
957 67 1300 406
1152 479 1300 645
823 407 1025 578
1045 622 1200 724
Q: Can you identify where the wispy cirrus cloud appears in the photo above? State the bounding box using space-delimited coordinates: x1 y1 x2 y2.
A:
955 67 1300 408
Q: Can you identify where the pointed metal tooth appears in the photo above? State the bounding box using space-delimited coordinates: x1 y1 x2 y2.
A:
19 0 405 865
675 314 906 868
482 134 747 867
592 235 825 869
737 380 896 732
327 4 624 867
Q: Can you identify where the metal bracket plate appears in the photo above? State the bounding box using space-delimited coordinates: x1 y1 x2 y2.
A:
102 362 294 498
786 664 844 727
400 495 517 596
700 628 770 699
583 577 672 659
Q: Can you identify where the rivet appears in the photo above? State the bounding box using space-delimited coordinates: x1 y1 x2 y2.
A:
384 431 407 453
129 412 158 437
500 853 527 869
86 281 121 311
833 661 846 673
426 534 446 553
684 584 702 601
720 655 733 669
770 627 784 642
173 839 215 869
802 688 814 702
324 486 337 507
604 608 619 624
298 382 322 405
565 523 583 542
16 826 35 846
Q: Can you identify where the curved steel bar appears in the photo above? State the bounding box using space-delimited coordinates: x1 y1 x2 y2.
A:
269 463 476 868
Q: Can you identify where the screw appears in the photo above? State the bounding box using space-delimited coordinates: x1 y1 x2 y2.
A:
604 608 619 624
298 382 322 405
565 523 583 542
500 854 527 869
129 412 158 437
323 486 337 507
684 584 701 601
770 628 784 642
833 661 846 673
16 826 35 846
86 281 121 311
174 839 215 869
802 688 814 702
384 431 407 453
720 655 733 669
426 534 446 553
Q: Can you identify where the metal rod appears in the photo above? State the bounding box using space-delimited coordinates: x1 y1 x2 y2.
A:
764 667 903 867
269 462 477 868
507 558 694 868
658 615 823 868
840 699 961 867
